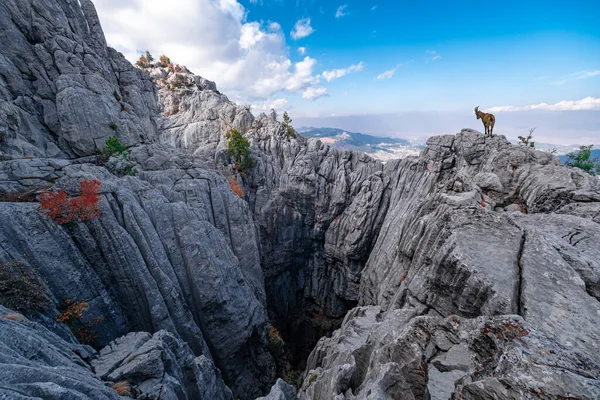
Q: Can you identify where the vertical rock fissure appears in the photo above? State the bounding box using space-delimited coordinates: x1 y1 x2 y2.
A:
516 230 526 318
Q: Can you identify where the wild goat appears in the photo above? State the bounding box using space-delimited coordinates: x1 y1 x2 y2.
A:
474 106 495 137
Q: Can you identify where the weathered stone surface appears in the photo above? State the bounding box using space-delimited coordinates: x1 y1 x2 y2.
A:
0 157 274 399
299 309 600 399
93 330 234 399
0 0 158 158
257 379 297 400
0 305 120 399
0 305 233 399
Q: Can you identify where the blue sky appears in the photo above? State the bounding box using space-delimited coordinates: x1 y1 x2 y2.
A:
94 0 600 144
241 0 600 113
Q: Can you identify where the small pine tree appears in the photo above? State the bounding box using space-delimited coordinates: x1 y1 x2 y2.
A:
518 128 535 148
226 129 255 174
565 145 600 175
159 54 171 67
144 50 154 63
281 111 297 137
135 55 148 68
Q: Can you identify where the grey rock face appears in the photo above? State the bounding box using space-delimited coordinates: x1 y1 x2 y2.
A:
256 379 297 400
299 130 600 398
0 305 233 400
299 308 600 399
0 152 274 399
0 0 158 158
92 330 234 399
0 305 120 399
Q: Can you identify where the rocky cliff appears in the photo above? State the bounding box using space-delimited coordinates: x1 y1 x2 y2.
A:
1 1 599 399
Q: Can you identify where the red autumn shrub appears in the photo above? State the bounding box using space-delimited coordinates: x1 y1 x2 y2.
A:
228 176 244 198
40 180 102 224
74 180 102 221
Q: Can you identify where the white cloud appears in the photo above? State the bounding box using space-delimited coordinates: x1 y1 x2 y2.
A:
291 18 314 40
93 0 323 102
375 64 401 80
335 5 348 18
425 50 441 61
321 62 364 82
252 98 288 112
298 47 307 55
302 87 328 101
489 97 600 112
551 70 600 85
371 5 378 11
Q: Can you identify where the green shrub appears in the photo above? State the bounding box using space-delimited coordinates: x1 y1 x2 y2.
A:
0 260 48 314
282 111 297 137
102 136 127 156
226 129 255 174
565 145 600 175
284 370 301 386
113 90 122 102
517 128 535 148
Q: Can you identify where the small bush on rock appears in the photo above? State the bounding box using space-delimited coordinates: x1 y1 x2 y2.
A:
40 180 102 224
0 260 48 314
282 111 297 138
111 381 132 397
56 299 105 345
228 176 244 197
102 136 128 157
226 128 255 174
565 144 600 175
159 54 171 67
518 127 535 148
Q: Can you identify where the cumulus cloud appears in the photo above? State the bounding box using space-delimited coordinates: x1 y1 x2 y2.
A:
551 70 600 85
92 0 323 103
335 5 348 18
302 87 328 101
291 18 315 40
375 64 401 80
321 62 364 82
489 97 600 112
298 47 307 55
425 50 441 61
253 98 288 112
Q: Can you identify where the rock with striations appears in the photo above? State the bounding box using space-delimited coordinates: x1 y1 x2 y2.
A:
0 0 158 158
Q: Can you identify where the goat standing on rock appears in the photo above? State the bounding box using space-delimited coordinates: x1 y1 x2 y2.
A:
474 106 495 137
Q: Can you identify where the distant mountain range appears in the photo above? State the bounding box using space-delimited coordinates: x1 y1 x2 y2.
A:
299 127 600 165
298 127 424 161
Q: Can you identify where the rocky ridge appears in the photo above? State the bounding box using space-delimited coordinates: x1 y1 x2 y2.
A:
1 1 600 399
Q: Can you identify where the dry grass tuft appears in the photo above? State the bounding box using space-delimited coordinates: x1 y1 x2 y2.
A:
111 381 132 397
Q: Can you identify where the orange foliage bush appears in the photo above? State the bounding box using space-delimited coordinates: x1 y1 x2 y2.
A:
228 176 244 198
40 180 102 224
56 299 88 324
112 381 132 396
56 299 104 345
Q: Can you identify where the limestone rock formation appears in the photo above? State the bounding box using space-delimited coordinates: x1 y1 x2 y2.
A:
0 0 158 158
1 0 599 399
0 305 234 399
0 151 274 399
299 308 600 399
